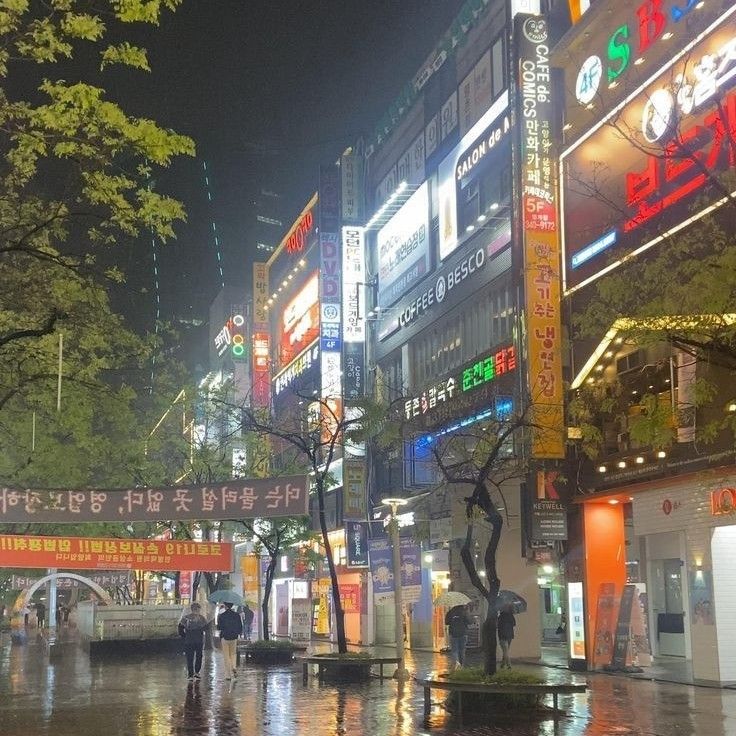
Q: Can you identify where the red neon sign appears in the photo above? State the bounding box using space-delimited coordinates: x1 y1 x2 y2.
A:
624 92 736 232
285 210 314 254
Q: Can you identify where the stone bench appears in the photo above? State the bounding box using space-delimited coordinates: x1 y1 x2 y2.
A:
300 656 401 684
416 676 587 722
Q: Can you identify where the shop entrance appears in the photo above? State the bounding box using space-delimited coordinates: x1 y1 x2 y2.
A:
646 532 688 658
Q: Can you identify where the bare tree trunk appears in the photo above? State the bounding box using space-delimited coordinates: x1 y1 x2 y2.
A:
261 553 277 640
316 477 347 652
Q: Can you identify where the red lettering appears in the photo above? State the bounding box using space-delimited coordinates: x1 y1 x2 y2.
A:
626 154 659 207
637 0 666 54
664 124 702 183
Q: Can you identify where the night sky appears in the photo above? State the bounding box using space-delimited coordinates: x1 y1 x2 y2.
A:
106 0 466 332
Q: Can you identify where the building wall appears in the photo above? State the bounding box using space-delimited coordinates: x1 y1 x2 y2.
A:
632 469 736 683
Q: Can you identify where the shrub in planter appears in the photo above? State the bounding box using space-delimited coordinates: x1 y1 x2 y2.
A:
245 639 297 664
312 652 373 682
445 668 545 716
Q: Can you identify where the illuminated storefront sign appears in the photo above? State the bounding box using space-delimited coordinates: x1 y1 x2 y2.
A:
377 183 430 307
462 346 516 391
399 247 486 328
214 312 246 360
568 581 586 659
252 331 270 406
572 0 715 108
280 272 319 367
404 345 516 421
252 262 269 327
516 14 565 459
561 9 736 293
285 209 314 254
438 91 510 260
273 341 319 396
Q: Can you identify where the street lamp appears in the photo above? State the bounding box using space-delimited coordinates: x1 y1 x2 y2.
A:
382 497 411 681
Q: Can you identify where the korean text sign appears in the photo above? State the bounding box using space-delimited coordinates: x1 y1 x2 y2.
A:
0 535 233 572
0 476 310 524
516 15 565 458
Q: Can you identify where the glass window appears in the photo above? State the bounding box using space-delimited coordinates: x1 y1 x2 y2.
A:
492 36 505 99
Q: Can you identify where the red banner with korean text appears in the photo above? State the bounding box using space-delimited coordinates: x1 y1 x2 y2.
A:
515 15 565 459
0 535 233 572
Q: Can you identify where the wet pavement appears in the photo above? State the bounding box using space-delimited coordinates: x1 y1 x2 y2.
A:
2 631 736 736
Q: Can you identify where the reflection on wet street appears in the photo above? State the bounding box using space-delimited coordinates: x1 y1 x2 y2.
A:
2 632 736 736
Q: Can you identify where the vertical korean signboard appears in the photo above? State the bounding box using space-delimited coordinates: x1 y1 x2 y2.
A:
515 15 565 459
319 166 343 433
252 262 270 407
341 226 365 400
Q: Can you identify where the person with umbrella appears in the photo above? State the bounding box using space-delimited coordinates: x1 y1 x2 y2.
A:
497 602 516 669
209 591 245 681
216 603 242 680
445 602 473 669
178 602 210 681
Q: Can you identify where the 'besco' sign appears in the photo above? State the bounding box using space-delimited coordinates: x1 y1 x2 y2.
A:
399 247 485 328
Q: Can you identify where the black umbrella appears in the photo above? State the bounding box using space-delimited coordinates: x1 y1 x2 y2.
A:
495 590 527 614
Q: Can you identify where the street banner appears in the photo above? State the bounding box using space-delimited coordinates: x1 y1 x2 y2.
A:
0 475 310 524
345 521 369 568
0 535 233 572
368 537 422 605
179 571 192 599
240 554 260 606
610 584 636 669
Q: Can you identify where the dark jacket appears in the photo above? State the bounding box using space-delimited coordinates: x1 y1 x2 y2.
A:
178 612 209 645
217 608 243 641
445 606 472 637
497 610 516 641
242 606 254 626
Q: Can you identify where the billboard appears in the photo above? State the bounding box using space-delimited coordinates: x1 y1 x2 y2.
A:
438 91 511 261
0 535 233 572
516 14 565 459
279 271 319 368
561 7 736 293
0 476 310 523
377 182 430 307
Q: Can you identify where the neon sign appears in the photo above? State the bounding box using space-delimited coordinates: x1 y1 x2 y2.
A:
285 210 314 254
462 346 517 391
214 313 246 360
573 0 708 106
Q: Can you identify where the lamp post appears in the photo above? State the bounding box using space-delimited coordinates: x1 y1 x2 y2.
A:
382 497 410 681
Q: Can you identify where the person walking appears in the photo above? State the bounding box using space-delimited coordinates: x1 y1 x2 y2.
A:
35 601 46 629
216 603 242 681
178 603 210 681
497 603 516 669
445 603 472 668
241 604 254 642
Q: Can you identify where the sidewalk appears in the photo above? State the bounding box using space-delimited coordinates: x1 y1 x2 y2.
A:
3 630 736 736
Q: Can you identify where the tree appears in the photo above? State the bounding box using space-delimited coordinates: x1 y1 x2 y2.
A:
237 517 316 640
365 388 535 676
0 0 194 430
238 396 366 654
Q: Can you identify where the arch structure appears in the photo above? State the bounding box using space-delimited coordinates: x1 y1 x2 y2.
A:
11 572 113 614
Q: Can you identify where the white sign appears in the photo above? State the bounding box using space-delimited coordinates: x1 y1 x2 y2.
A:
641 35 736 142
575 55 602 105
290 598 312 642
377 182 430 308
438 91 509 260
341 226 366 343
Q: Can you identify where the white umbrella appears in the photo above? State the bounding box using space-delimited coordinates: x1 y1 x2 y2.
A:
433 591 471 607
